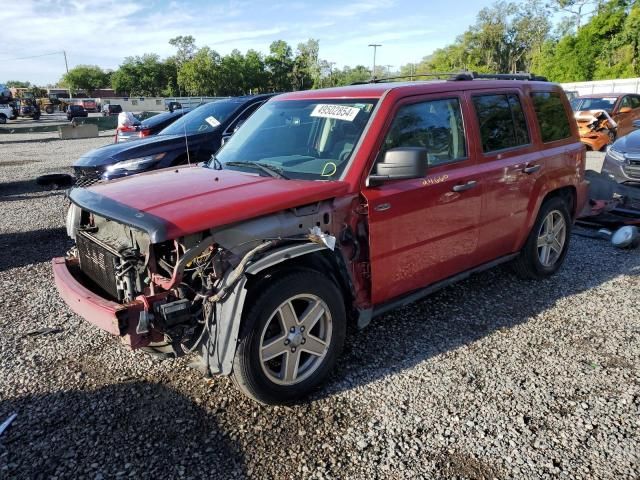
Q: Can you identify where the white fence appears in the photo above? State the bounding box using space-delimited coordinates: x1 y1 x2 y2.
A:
99 96 227 112
561 78 640 95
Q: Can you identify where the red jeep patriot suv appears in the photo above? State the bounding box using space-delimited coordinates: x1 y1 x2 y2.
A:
54 73 587 404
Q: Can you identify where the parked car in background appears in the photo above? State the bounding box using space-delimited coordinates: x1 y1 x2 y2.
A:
56 75 587 404
0 104 17 123
102 104 123 116
73 94 273 186
571 93 640 137
564 90 579 102
166 101 182 112
115 108 192 143
602 122 640 185
67 105 88 121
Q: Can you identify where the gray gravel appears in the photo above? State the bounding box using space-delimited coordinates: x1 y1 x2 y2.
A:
0 134 638 480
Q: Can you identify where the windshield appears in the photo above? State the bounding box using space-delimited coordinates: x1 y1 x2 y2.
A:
159 100 239 135
571 96 618 113
211 99 377 180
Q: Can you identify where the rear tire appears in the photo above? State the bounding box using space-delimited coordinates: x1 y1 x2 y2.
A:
512 197 571 279
45 106 54 114
232 270 346 405
0 114 6 124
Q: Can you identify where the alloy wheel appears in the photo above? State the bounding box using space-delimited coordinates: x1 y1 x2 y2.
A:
259 294 332 386
536 210 567 267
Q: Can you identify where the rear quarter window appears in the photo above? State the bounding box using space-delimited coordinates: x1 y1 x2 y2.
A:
530 92 572 143
472 94 530 153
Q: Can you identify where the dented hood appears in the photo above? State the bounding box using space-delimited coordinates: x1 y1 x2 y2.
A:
68 165 349 242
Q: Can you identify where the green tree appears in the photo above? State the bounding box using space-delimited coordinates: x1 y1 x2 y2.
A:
169 35 197 66
292 39 320 90
61 65 109 93
177 47 222 95
266 40 294 91
5 80 31 88
243 49 269 93
111 54 169 96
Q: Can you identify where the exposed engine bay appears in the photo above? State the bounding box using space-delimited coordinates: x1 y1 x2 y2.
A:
64 200 354 375
574 109 617 151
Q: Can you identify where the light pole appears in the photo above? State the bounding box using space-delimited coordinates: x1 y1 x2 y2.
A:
368 44 381 79
385 65 394 78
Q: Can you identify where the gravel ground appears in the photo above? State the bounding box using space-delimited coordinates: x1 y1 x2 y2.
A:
0 135 638 480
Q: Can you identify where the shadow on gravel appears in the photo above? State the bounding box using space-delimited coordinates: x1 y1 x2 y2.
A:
315 240 640 401
0 137 62 145
0 382 245 479
0 227 70 272
0 179 66 198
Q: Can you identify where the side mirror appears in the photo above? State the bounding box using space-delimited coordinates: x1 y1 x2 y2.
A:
368 147 428 186
221 134 231 146
632 119 640 129
618 106 632 114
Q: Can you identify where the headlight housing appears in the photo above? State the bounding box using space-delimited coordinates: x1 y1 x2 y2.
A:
106 153 166 172
606 146 626 163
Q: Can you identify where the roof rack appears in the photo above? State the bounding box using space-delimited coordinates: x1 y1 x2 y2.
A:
448 72 548 82
351 71 548 85
351 72 459 85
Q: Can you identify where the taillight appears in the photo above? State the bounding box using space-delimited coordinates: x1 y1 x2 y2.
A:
139 128 151 138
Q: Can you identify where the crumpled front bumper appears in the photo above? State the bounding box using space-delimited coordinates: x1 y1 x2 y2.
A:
52 257 160 348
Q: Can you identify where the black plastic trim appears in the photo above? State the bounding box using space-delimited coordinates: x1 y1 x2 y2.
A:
68 187 172 243
371 253 519 319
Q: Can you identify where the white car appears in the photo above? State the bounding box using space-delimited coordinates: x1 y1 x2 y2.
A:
0 104 15 123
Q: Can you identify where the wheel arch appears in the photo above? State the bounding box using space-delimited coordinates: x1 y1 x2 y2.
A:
244 246 357 326
205 244 357 377
516 184 577 252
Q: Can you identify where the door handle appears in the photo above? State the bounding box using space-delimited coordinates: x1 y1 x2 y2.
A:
523 164 541 174
451 180 477 192
374 202 391 212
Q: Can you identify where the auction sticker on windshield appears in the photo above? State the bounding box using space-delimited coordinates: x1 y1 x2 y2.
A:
205 116 221 127
311 104 360 121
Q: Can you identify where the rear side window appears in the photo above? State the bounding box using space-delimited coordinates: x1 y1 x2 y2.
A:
531 92 572 143
473 94 529 153
381 98 467 166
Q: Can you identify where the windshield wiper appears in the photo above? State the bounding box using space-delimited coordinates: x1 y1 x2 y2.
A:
224 161 289 179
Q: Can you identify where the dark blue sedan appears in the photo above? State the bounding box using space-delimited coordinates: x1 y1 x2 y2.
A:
74 94 274 186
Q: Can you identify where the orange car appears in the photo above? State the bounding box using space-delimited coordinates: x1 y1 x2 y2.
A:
574 109 617 151
571 93 640 144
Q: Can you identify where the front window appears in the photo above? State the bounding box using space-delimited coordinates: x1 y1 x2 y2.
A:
212 99 377 180
160 100 240 136
570 96 618 113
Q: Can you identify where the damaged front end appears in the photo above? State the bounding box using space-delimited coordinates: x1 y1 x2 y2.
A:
575 109 617 152
54 193 356 377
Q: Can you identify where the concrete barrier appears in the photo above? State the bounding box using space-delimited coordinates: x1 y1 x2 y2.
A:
58 123 99 139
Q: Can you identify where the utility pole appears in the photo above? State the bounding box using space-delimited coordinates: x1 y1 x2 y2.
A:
368 44 381 79
385 65 394 77
63 50 71 98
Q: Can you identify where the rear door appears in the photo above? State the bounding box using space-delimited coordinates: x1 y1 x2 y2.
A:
466 89 541 263
364 93 482 304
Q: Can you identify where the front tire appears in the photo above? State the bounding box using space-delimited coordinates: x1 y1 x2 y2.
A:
232 270 346 405
0 114 6 124
512 196 571 279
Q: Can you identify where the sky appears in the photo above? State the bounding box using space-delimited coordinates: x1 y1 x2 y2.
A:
1 0 512 85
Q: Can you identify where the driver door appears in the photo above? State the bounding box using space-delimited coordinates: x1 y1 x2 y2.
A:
363 94 482 305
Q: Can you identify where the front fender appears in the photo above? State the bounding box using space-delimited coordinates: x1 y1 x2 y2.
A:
201 243 327 376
